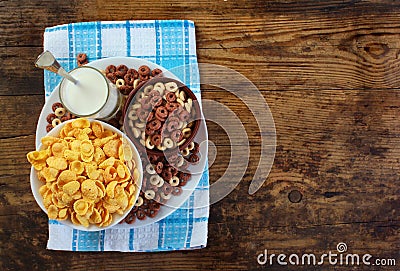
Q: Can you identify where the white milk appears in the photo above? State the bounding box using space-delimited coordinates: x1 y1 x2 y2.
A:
60 67 120 119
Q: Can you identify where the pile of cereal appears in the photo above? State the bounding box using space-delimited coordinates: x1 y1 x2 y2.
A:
27 118 140 228
104 64 163 96
123 142 200 223
126 79 197 152
45 102 76 132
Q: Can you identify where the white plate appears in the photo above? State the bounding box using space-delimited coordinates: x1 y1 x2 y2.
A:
35 57 208 228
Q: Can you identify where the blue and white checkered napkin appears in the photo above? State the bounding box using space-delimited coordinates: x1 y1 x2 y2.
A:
42 20 209 252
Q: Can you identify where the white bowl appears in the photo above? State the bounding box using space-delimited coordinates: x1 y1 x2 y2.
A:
30 119 143 231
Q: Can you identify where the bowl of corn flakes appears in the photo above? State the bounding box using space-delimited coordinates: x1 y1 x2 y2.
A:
27 118 143 231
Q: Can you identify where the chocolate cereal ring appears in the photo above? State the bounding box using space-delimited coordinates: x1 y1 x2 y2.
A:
188 153 200 164
106 72 118 84
192 142 200 154
146 208 158 218
169 166 178 177
155 162 163 174
179 178 188 187
179 171 191 182
116 64 128 77
145 126 156 136
162 170 173 181
148 154 160 164
165 102 180 112
127 68 139 79
105 65 117 74
151 68 163 77
61 112 74 122
119 85 133 95
124 73 136 86
51 102 63 112
149 200 161 211
165 92 176 102
136 209 146 220
148 119 162 131
138 65 150 76
155 106 168 120
139 74 150 81
77 60 88 67
125 212 136 224
46 124 53 132
151 134 162 146
46 113 57 124
77 53 87 62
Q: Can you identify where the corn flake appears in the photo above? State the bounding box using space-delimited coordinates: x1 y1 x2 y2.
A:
40 167 59 182
46 157 68 170
72 118 90 129
64 149 80 162
103 139 121 158
70 160 84 175
63 180 80 195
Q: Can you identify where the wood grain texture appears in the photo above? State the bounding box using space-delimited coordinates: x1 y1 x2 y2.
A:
1 0 399 270
3 1 400 95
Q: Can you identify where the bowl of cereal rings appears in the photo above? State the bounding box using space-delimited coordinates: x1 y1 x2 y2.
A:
27 118 143 231
122 77 202 156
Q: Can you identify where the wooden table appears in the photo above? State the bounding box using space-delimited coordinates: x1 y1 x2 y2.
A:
1 1 399 270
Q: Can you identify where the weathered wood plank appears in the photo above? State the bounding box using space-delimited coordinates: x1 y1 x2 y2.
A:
0 202 398 270
3 34 400 95
2 2 400 94
0 47 44 95
3 27 400 94
1 1 399 270
0 95 43 138
2 0 400 49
